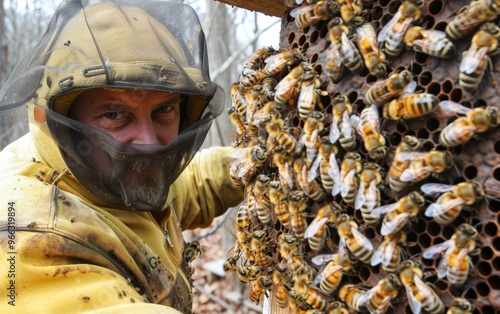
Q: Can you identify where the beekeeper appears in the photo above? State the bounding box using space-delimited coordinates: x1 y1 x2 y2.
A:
0 0 243 313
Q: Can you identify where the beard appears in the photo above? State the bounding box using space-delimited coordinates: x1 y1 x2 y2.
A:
109 159 168 210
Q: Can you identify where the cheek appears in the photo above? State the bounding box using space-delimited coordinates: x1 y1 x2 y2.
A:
157 121 180 145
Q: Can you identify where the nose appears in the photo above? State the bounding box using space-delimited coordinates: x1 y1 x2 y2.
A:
130 119 161 145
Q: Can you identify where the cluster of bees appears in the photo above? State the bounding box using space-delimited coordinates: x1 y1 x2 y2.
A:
224 0 499 313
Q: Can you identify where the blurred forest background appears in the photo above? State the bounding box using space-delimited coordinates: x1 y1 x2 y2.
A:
0 0 281 313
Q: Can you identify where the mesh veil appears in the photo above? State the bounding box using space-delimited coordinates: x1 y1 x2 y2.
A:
0 0 224 211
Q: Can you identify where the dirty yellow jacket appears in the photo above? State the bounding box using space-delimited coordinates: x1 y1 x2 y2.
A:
0 134 242 313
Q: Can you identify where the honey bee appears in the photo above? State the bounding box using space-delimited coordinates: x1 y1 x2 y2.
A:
298 160 326 202
340 152 362 204
231 82 248 115
268 180 291 228
303 286 330 311
290 1 337 29
383 93 439 120
275 281 291 308
308 138 341 196
364 70 416 107
337 0 363 25
265 117 297 154
327 301 350 314
272 147 295 190
238 263 262 283
312 244 353 294
378 0 423 57
423 223 479 286
399 260 444 314
248 275 274 305
274 63 304 104
371 231 408 273
326 36 345 83
339 284 369 312
264 48 303 77
386 135 421 193
237 204 252 231
371 191 426 236
445 0 500 40
363 274 402 314
228 106 248 138
288 190 309 238
447 298 473 314
278 233 300 260
261 77 277 101
228 144 269 184
297 65 327 120
251 229 271 252
421 180 485 225
301 111 325 163
336 214 374 263
355 162 383 225
438 101 500 147
403 26 456 58
330 94 356 151
459 22 500 91
253 100 284 127
242 46 276 72
224 247 242 274
351 105 387 160
183 241 202 264
399 150 453 183
356 22 387 77
290 255 317 282
305 219 328 253
238 68 267 93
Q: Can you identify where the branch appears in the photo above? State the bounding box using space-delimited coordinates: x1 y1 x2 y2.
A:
211 19 280 80
193 282 238 314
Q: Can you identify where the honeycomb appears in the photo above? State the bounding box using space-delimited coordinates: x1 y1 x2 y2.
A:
225 1 500 313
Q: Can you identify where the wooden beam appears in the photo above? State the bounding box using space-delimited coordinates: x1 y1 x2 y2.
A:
214 0 288 17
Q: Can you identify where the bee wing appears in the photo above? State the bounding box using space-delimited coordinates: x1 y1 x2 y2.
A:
341 168 357 198
290 4 314 18
327 42 344 67
437 251 449 279
350 114 363 136
460 45 489 74
403 81 418 96
352 227 374 251
438 100 472 116
371 240 388 266
358 23 379 52
308 154 323 182
366 105 381 132
305 216 329 239
405 283 423 314
420 183 454 197
275 76 300 101
284 162 295 189
396 151 427 162
341 32 358 62
381 212 410 236
366 179 379 211
329 153 342 197
387 17 414 50
330 115 341 143
424 198 466 218
356 286 375 307
312 254 336 266
422 239 453 260
341 110 353 137
378 11 401 43
315 262 343 285
354 182 366 210
400 166 432 182
413 275 436 312
371 202 398 219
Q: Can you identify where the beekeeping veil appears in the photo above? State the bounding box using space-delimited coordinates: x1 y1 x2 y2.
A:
0 0 224 211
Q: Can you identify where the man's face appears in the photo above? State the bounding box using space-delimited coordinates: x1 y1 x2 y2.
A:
69 88 182 208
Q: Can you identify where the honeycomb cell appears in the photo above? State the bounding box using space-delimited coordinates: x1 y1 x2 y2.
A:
449 88 463 103
441 79 453 94
492 237 500 252
419 71 432 86
493 256 500 271
428 0 444 16
476 281 490 297
288 32 296 45
433 21 447 32
427 82 441 96
415 52 429 65
462 164 477 180
478 261 492 277
387 0 401 14
487 275 500 290
416 127 429 139
425 117 440 133
396 122 407 133
484 221 498 238
378 0 391 8
309 30 319 44
493 166 500 181
480 245 494 261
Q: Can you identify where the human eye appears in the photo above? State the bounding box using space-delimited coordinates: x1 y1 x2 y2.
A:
154 105 173 113
103 111 127 119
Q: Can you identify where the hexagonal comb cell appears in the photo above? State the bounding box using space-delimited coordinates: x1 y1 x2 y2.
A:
227 1 500 313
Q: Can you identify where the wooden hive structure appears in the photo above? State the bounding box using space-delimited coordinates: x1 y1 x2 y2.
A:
221 0 500 313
